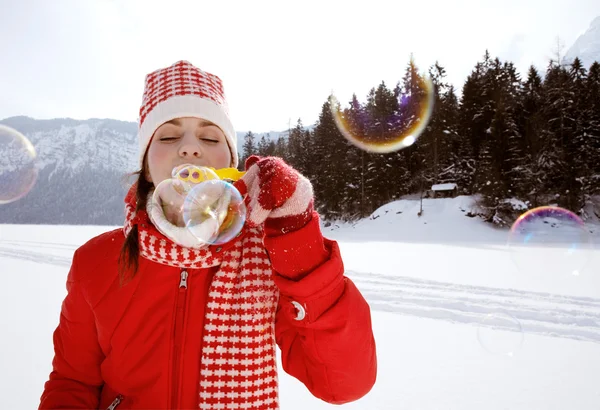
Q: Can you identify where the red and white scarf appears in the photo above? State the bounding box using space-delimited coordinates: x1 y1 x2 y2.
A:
123 189 280 409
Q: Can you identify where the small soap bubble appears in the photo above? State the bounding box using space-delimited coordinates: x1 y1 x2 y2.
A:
477 312 524 357
0 125 38 204
329 71 434 154
508 206 593 277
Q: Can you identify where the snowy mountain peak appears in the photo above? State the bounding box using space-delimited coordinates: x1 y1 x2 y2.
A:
0 116 139 175
564 16 600 68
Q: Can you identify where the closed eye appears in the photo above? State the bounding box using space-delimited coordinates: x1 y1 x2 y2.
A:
201 138 219 143
160 136 179 142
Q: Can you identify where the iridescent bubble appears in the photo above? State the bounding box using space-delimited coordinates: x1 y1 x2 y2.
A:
508 206 593 277
183 179 246 245
329 73 434 153
477 312 524 357
150 164 246 247
0 125 38 204
152 177 190 229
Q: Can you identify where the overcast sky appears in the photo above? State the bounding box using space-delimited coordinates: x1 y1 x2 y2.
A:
1 0 599 133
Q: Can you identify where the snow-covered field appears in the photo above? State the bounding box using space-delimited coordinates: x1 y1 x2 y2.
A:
1 196 600 409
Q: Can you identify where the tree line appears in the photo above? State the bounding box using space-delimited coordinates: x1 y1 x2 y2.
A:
240 52 600 225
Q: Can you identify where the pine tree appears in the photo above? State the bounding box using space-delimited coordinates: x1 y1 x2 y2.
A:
459 55 492 193
266 141 276 157
570 57 590 209
460 55 527 223
311 98 348 219
474 54 502 200
423 62 450 185
257 134 270 157
521 65 544 206
298 129 314 181
273 136 287 159
398 57 429 193
540 61 576 209
263 133 276 157
342 94 370 218
500 61 527 199
586 62 600 198
476 60 502 212
437 85 463 188
241 131 256 168
286 119 307 174
364 82 401 207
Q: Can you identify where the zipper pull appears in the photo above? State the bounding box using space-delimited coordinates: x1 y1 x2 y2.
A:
106 394 123 410
179 270 188 288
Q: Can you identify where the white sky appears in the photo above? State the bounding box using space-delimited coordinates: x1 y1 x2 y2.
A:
1 0 599 132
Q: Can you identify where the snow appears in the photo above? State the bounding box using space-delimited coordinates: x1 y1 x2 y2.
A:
564 15 600 69
2 196 600 409
431 183 457 191
501 197 529 211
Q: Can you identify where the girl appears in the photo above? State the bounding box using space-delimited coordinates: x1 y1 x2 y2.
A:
39 60 377 409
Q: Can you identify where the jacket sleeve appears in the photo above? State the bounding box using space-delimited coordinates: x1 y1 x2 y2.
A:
264 212 377 404
39 250 104 409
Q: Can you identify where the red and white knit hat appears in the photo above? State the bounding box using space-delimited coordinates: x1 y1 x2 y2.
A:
137 60 238 168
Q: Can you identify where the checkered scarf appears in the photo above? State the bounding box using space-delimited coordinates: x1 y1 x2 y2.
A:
123 186 280 409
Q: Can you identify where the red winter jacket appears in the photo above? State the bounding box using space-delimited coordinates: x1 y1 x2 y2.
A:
39 215 377 409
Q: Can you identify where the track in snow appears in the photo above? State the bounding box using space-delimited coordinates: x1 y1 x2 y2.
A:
0 246 72 267
0 239 75 267
2 239 599 344
348 270 600 344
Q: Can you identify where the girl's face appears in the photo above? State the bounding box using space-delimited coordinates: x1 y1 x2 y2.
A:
145 117 232 186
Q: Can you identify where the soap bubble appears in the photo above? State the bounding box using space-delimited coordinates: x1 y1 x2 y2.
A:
0 125 38 204
150 164 246 246
477 312 524 357
508 206 593 277
152 178 189 228
183 179 246 245
151 165 221 229
329 73 434 153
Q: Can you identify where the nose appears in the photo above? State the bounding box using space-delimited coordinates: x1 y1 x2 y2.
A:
178 133 201 158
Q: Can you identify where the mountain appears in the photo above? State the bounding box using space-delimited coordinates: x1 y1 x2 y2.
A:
0 116 295 225
0 116 138 225
564 16 600 68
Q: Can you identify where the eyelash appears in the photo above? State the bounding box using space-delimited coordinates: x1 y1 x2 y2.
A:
160 136 218 143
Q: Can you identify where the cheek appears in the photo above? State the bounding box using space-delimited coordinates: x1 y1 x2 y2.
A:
146 142 172 182
211 144 232 168
148 144 166 164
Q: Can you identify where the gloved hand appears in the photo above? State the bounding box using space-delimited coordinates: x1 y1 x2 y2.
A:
234 155 315 235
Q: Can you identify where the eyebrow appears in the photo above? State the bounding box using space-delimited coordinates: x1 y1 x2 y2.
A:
164 118 217 129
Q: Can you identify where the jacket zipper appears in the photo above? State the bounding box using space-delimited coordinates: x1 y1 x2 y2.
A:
171 269 189 409
106 394 123 410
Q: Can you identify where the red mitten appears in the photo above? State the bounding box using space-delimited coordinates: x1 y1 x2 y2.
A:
234 156 314 236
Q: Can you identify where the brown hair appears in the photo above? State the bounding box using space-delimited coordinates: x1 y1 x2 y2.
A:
118 152 153 285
